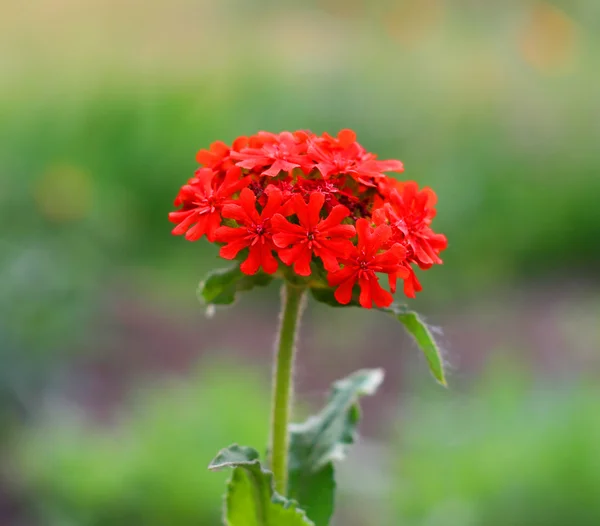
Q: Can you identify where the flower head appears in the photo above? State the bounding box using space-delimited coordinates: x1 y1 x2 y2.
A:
327 219 409 308
231 131 313 177
169 129 446 308
272 193 355 276
374 181 448 269
215 187 283 275
308 129 404 186
168 166 248 242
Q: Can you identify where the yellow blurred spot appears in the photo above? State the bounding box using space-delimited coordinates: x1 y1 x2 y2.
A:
519 3 578 73
33 164 93 223
385 0 444 48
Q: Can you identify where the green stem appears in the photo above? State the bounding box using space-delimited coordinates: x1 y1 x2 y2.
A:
270 283 306 496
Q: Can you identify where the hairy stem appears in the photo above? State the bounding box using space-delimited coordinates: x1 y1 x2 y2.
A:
270 283 306 495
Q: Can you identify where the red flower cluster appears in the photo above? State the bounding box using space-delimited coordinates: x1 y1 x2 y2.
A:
169 130 447 309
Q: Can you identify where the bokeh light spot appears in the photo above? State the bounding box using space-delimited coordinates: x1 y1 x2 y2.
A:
385 0 445 48
519 2 579 73
33 163 93 223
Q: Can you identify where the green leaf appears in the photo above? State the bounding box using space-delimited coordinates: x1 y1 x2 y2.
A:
198 265 273 306
383 304 446 386
310 291 447 386
209 444 314 526
287 463 334 526
287 369 384 525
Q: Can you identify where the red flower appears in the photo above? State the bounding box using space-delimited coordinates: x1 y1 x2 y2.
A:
373 182 447 268
308 129 404 186
401 265 423 298
383 260 423 299
170 129 446 307
169 166 249 242
195 137 249 171
231 131 313 177
195 141 230 170
327 219 409 309
271 193 356 276
215 188 283 275
297 177 360 211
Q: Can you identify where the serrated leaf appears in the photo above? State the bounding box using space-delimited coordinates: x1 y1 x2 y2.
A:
289 369 384 469
198 265 273 306
383 304 446 386
209 445 314 526
287 369 384 525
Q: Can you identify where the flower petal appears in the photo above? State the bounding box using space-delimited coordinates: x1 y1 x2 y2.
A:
333 277 356 305
184 214 209 241
317 205 351 232
205 211 223 242
327 265 356 287
370 278 394 308
260 245 279 274
292 248 313 276
273 231 304 249
271 214 305 236
321 224 355 239
307 192 326 229
219 240 248 260
358 276 374 309
215 226 247 243
278 244 305 266
261 188 283 218
241 245 262 275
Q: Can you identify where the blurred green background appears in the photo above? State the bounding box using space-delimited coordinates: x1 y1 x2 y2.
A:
1 0 599 524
